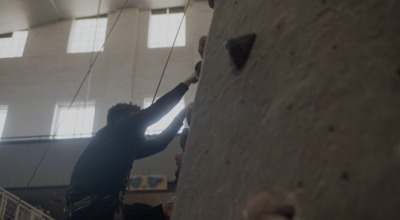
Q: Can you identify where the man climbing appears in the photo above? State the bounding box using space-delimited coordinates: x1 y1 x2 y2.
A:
66 71 198 220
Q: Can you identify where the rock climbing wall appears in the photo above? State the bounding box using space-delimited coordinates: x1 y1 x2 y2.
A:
173 0 400 220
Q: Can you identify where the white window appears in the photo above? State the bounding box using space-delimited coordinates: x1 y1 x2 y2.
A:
144 98 185 135
0 31 28 58
51 102 95 139
67 17 108 53
148 7 186 48
0 105 8 138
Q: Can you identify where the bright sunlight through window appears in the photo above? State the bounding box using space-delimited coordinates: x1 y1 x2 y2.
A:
0 31 28 58
148 7 186 48
144 98 185 135
0 105 8 138
67 17 108 53
51 102 95 139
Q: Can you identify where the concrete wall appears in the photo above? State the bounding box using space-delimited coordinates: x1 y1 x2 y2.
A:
0 2 213 187
173 1 400 220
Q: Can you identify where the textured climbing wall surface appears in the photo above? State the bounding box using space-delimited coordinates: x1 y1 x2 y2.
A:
173 1 400 220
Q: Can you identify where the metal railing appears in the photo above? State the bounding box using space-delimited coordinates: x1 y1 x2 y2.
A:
0 187 54 220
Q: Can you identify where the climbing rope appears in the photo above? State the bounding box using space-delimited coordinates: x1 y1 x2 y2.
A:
11 0 130 217
12 0 192 217
84 0 103 117
151 0 192 104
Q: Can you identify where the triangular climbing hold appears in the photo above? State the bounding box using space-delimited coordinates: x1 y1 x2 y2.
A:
209 0 214 9
224 33 257 73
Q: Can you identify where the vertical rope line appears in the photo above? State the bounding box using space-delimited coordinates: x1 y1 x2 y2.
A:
10 0 130 218
151 0 191 104
129 12 139 103
86 0 102 104
82 0 102 135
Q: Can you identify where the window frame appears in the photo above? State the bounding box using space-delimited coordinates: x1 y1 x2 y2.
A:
51 102 96 139
0 31 28 59
0 105 8 138
148 7 186 49
67 16 108 53
143 97 185 135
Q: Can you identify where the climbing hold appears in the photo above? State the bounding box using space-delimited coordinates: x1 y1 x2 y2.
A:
186 102 194 127
195 61 202 80
242 189 295 220
341 171 350 181
208 0 214 8
198 35 208 58
180 128 189 148
224 33 256 73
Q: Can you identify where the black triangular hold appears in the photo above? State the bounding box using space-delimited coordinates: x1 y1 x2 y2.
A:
208 0 215 9
224 33 256 72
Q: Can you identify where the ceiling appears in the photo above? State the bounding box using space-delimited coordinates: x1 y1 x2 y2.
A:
0 0 205 35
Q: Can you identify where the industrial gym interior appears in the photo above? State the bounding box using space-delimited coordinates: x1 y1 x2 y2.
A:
0 0 399 220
